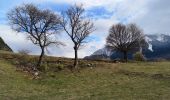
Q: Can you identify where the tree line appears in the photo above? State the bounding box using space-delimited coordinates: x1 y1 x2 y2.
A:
7 4 147 70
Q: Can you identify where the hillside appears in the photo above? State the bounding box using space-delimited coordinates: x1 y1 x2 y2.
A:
0 52 170 99
0 37 13 52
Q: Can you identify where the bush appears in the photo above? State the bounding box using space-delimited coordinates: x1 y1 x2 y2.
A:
133 52 146 61
18 49 31 55
16 53 37 72
40 63 48 72
41 63 65 72
48 63 64 71
17 54 29 66
57 64 64 70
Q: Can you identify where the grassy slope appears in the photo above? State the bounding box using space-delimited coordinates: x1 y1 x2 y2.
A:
0 56 170 99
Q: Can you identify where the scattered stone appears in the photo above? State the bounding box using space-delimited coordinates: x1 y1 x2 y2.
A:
87 63 92 67
34 72 39 76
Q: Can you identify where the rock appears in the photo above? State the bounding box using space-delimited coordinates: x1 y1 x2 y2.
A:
34 72 39 76
87 63 92 67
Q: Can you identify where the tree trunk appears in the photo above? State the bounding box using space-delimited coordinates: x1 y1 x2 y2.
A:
123 51 128 62
74 46 78 69
37 48 44 70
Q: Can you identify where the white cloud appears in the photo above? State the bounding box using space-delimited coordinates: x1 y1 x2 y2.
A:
36 0 120 8
131 0 170 34
1 0 170 58
0 25 40 54
0 25 102 58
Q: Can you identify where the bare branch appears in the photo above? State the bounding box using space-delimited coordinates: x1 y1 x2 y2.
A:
106 23 147 61
61 4 94 68
7 4 63 68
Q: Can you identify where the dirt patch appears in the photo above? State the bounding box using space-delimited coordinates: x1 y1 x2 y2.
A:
118 69 170 80
151 74 170 80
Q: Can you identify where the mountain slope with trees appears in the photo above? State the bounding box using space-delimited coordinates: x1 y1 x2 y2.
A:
85 34 170 60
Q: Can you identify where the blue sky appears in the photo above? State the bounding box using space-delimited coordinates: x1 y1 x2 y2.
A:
0 0 170 58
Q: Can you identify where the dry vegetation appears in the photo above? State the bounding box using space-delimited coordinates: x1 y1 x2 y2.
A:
0 51 170 99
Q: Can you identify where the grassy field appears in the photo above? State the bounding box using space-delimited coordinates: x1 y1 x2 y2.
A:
0 52 170 99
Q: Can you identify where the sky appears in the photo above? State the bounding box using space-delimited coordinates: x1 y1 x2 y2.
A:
0 0 170 58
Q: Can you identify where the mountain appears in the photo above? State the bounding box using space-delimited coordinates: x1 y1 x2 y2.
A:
84 48 113 60
84 34 170 60
144 34 170 59
0 37 13 52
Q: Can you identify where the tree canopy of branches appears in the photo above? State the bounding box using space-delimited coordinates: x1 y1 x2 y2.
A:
106 23 147 62
7 4 62 69
61 4 94 69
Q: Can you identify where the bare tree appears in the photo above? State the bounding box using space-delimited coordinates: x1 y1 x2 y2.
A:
61 4 94 69
106 23 147 62
7 4 62 69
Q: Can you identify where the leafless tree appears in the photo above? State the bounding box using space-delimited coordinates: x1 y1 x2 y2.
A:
61 4 94 69
106 23 147 62
18 49 31 55
7 4 62 69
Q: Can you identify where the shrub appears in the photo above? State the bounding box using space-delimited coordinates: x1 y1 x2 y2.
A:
17 53 37 72
57 64 64 70
17 54 29 66
40 63 48 72
18 49 31 55
50 63 64 71
42 63 65 72
133 52 146 61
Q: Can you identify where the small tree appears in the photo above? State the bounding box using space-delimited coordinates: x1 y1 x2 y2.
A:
133 52 146 61
7 4 62 69
18 49 31 55
106 23 146 62
61 4 94 69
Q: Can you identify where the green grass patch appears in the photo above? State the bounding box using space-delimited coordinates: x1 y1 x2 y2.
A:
0 59 170 99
